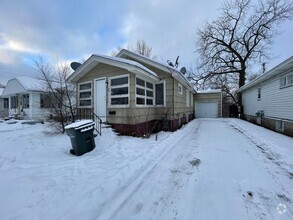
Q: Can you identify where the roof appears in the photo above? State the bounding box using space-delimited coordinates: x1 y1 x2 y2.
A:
0 88 4 97
67 54 159 83
238 56 293 92
16 76 44 91
196 89 222 94
117 49 195 92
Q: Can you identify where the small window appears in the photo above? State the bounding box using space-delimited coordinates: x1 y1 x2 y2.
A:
155 83 164 106
178 83 183 95
257 87 261 100
287 74 293 85
4 98 9 109
22 94 29 108
276 120 284 132
136 77 154 106
109 75 129 107
78 81 92 107
280 77 287 87
186 89 190 107
190 93 193 107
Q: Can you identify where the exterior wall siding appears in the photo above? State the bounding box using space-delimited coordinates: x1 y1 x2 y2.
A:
242 70 293 120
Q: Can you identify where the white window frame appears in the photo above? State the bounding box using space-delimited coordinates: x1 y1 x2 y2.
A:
280 72 293 88
155 80 166 107
190 92 193 107
78 81 92 108
257 87 261 101
108 74 130 108
135 77 154 107
186 89 190 107
178 83 183 95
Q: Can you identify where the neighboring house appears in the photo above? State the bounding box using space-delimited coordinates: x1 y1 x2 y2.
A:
67 49 195 136
238 56 293 137
194 90 223 118
1 76 53 120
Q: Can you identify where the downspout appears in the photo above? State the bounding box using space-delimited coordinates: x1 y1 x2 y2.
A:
221 91 223 118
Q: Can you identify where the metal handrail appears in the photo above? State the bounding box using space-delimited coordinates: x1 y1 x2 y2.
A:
75 108 102 136
89 108 102 136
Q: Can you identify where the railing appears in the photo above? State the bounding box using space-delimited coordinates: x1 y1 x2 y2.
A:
76 108 102 136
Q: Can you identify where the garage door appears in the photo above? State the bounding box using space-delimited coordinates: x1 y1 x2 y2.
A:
195 102 218 118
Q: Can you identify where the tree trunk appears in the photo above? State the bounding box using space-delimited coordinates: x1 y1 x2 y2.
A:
238 67 246 117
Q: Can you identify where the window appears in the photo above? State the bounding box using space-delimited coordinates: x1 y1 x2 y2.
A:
186 89 190 107
136 77 154 106
280 73 293 88
78 81 92 107
178 83 183 95
23 94 29 108
109 75 129 106
4 98 9 109
257 87 261 100
190 93 193 107
155 82 165 106
11 96 18 108
276 120 284 132
40 93 52 108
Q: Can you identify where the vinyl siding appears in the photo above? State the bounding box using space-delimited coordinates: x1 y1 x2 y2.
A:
242 70 293 120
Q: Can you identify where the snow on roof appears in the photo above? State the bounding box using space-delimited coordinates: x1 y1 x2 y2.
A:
196 89 222 94
92 54 158 78
16 76 44 91
238 56 293 92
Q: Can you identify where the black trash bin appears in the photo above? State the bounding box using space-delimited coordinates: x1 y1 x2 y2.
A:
65 120 96 156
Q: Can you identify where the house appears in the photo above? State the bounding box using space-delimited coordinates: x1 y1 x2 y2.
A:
1 76 53 120
67 49 195 136
238 56 293 137
194 90 223 118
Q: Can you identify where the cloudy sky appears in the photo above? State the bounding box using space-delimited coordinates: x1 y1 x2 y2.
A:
0 0 292 84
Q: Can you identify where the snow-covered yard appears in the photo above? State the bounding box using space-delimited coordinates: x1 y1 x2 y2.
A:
0 118 292 220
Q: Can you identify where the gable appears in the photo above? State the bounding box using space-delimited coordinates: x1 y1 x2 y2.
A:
2 78 27 96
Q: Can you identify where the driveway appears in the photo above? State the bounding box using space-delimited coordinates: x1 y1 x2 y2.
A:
101 119 293 220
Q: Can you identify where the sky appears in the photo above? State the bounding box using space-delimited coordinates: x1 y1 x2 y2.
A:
0 0 292 85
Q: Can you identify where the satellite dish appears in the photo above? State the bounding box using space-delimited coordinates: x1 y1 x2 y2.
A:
180 67 187 75
70 62 81 70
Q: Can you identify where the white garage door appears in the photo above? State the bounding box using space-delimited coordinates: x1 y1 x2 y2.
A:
195 102 218 118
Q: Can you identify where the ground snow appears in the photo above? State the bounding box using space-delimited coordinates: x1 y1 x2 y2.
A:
0 118 292 220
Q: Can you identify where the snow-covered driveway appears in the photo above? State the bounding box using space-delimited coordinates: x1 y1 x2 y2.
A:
0 119 292 220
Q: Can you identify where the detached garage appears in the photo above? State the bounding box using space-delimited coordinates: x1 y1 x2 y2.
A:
194 90 222 118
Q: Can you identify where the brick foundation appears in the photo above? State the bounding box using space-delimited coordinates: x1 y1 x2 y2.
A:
110 113 195 137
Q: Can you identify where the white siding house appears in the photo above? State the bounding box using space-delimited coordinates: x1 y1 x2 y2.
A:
238 56 293 137
1 77 53 120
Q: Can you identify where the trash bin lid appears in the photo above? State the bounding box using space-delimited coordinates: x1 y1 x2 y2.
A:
65 120 94 130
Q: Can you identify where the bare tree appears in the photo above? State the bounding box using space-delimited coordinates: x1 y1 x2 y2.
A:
193 0 293 105
34 58 76 133
111 39 157 59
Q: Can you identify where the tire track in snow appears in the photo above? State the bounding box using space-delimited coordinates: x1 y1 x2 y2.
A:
97 121 201 220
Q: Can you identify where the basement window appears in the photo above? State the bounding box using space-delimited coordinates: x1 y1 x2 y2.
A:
276 120 284 132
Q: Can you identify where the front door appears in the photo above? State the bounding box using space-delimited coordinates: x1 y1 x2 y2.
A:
95 78 106 122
